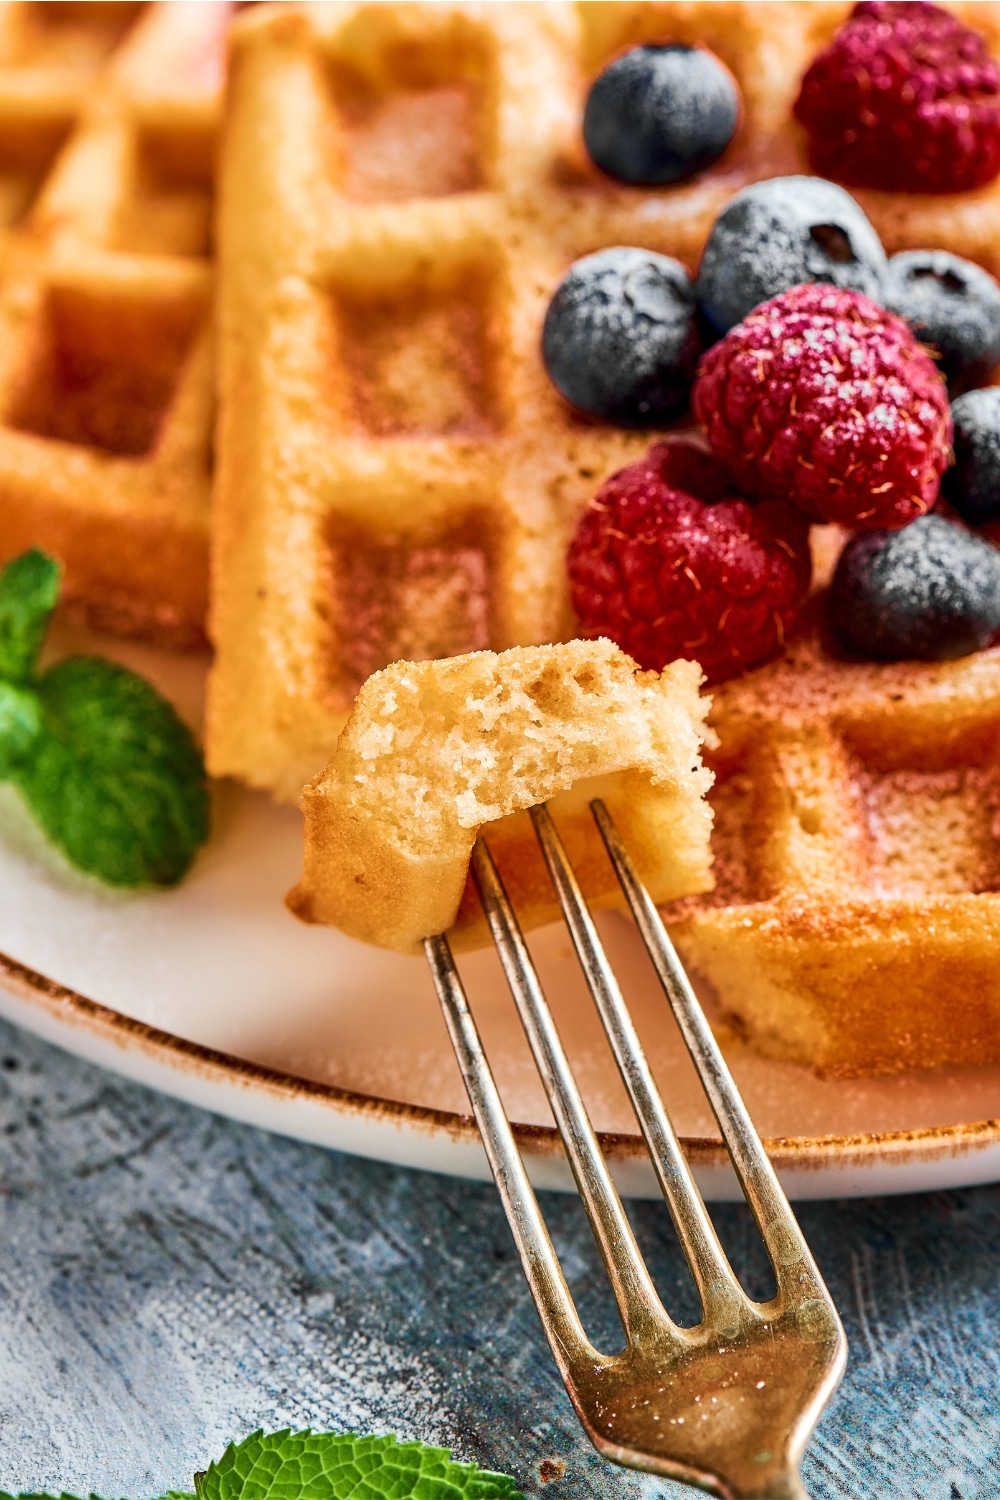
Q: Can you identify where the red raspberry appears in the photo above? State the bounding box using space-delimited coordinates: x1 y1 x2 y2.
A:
692 283 952 530
567 441 811 684
794 1 1000 194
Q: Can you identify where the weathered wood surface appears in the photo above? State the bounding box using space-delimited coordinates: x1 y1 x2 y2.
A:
0 1015 996 1500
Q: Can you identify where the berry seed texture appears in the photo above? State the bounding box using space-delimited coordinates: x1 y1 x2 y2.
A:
692 283 953 530
795 0 1000 194
566 441 812 684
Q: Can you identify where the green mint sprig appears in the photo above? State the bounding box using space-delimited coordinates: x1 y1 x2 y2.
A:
3 1494 194 1500
199 1431 524 1500
0 1429 525 1500
0 550 209 887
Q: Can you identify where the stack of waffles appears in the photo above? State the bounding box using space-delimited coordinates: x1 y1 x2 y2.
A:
0 0 227 647
10 1 1000 1079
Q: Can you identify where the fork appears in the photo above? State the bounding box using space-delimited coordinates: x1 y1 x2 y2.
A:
424 799 847 1499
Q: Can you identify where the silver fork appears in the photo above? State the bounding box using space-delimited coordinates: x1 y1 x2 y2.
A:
424 799 847 1500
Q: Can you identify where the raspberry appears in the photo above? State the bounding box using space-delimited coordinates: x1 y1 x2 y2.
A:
692 283 952 530
794 1 1000 194
567 441 811 684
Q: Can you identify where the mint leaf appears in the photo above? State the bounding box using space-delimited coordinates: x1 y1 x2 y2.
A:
4 1489 205 1500
12 656 209 887
0 1493 92 1500
0 550 59 682
0 1493 187 1500
0 549 208 889
196 1431 525 1500
0 681 42 773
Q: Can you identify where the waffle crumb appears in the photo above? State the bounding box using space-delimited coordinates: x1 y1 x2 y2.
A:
287 640 714 954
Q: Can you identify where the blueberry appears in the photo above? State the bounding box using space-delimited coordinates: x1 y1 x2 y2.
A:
942 387 1000 525
583 44 739 186
696 176 887 334
882 251 1000 389
829 514 1000 661
542 247 700 425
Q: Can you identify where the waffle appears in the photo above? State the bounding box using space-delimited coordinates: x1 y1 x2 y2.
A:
215 0 1000 1076
207 0 835 800
0 1 226 649
289 641 713 953
665 525 1000 1077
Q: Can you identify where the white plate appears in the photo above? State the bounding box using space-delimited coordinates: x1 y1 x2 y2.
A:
1 626 999 1201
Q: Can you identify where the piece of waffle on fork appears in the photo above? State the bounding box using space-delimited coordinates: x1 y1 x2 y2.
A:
0 0 227 649
288 638 715 953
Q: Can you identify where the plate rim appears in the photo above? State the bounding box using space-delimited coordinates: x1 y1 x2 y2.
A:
3 945 998 1176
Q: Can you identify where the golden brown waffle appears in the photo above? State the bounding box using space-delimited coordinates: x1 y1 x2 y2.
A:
667 527 1000 1078
0 1 226 648
215 0 1000 1076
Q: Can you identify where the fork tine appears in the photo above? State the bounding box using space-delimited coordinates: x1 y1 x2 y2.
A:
471 838 671 1346
590 799 836 1306
529 803 746 1335
423 931 591 1368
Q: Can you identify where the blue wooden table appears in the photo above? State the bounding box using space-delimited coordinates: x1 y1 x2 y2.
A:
0 1013 996 1500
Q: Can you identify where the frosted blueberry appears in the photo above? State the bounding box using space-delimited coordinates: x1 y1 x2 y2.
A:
943 387 1000 524
829 514 1000 660
882 250 1000 389
583 44 739 186
696 176 887 334
542 247 700 425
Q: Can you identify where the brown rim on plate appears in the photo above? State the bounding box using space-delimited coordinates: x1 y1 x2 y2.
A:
2 946 998 1176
